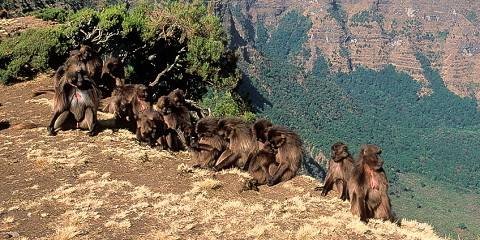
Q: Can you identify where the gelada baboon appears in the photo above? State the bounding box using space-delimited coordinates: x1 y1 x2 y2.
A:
247 119 277 186
100 57 125 96
265 126 303 186
106 84 149 130
248 142 277 186
136 110 168 148
348 144 393 223
320 142 354 200
213 117 258 171
33 46 103 97
47 55 101 136
168 88 205 120
190 117 227 168
155 95 194 150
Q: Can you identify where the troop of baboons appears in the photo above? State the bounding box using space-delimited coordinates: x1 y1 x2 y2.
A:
33 45 394 223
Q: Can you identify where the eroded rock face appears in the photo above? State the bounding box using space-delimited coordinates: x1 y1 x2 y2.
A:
219 0 480 101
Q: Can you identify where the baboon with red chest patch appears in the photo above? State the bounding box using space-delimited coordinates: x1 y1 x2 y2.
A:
47 54 101 136
348 144 394 223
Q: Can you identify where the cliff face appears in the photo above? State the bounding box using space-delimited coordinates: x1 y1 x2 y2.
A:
221 0 480 101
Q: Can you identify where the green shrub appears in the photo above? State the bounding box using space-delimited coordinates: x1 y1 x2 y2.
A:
1 1 249 116
33 7 71 23
0 27 69 84
201 89 255 121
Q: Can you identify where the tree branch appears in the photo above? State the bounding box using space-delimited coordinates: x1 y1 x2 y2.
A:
149 47 186 87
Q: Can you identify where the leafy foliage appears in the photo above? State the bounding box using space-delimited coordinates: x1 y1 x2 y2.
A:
0 1 246 113
32 7 72 23
0 27 70 84
200 89 255 121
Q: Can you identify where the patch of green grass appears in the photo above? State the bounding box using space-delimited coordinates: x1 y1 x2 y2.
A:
391 173 480 239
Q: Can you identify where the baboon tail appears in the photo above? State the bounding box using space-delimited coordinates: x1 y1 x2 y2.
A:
32 89 55 97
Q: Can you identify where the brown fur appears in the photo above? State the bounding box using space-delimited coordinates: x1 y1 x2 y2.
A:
321 142 354 200
190 117 228 169
246 119 277 186
265 125 303 186
100 57 125 96
106 84 149 131
33 46 103 97
168 88 205 120
348 144 393 223
155 94 194 150
136 109 168 149
47 56 101 136
213 117 258 171
248 141 277 185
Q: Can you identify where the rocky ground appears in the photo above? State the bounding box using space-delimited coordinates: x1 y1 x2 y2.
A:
0 74 445 239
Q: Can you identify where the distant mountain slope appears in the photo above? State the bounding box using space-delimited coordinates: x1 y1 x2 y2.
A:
217 0 480 239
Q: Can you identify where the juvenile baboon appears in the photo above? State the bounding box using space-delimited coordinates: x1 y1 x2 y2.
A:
213 117 258 171
190 117 227 168
47 56 101 136
252 118 273 143
246 118 277 187
348 144 393 223
168 88 205 120
320 142 354 200
248 142 277 185
155 95 194 150
100 57 125 96
265 126 303 186
136 110 168 148
106 84 149 130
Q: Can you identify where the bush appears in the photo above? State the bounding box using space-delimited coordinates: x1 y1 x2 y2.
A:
1 1 250 116
33 7 71 23
201 89 255 121
0 27 69 84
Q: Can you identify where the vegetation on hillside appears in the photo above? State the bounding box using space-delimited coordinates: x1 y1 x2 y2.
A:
0 1 252 118
240 10 480 238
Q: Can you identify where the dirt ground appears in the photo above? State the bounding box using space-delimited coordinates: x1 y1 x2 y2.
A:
0 74 444 239
0 16 56 39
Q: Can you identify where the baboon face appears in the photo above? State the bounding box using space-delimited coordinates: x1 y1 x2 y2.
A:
79 45 94 60
156 96 172 115
361 144 384 170
169 89 186 108
265 129 285 149
331 142 350 162
107 58 125 78
253 119 273 143
135 85 149 100
63 61 90 88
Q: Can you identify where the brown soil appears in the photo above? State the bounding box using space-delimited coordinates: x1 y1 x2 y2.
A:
0 75 443 239
0 16 56 39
